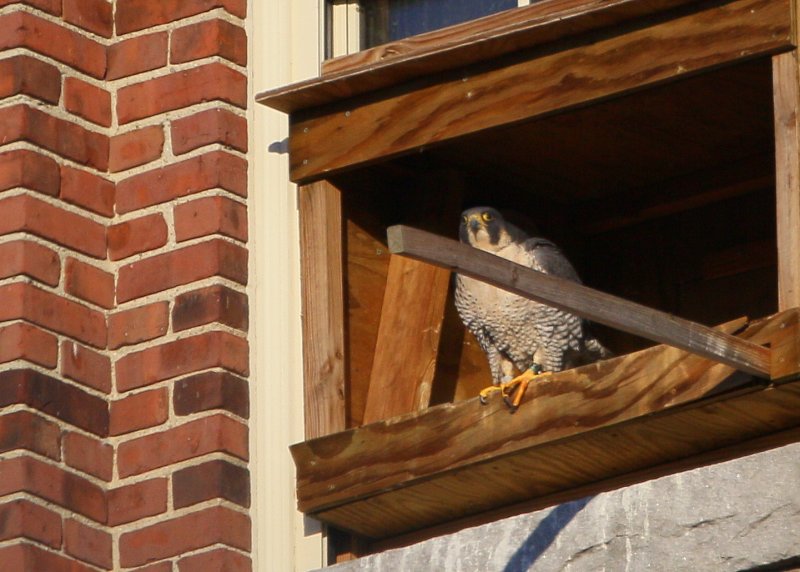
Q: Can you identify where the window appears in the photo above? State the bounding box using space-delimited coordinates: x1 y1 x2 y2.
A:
328 0 529 57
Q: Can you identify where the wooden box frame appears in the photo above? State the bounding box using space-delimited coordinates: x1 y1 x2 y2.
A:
258 0 800 547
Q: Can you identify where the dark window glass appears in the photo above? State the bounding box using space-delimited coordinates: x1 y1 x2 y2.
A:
361 0 518 48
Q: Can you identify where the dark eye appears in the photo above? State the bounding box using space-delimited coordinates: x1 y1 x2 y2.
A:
462 215 469 224
482 212 494 222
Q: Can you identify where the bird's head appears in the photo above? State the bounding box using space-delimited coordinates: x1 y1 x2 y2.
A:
459 207 514 252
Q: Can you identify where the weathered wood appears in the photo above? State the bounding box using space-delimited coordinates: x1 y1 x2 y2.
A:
290 311 799 538
285 0 791 182
321 0 702 77
345 216 391 427
363 256 450 424
371 424 800 551
298 181 346 438
773 51 800 310
388 225 771 377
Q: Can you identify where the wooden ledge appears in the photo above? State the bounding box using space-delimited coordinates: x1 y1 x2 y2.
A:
291 309 800 539
257 0 707 114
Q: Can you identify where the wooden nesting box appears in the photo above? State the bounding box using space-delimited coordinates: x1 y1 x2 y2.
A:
258 0 800 547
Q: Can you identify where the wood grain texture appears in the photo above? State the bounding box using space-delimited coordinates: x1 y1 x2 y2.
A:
388 225 771 377
290 311 799 538
286 0 791 182
773 51 800 310
321 0 700 76
362 255 450 424
371 424 800 550
260 0 705 112
345 216 391 427
299 182 346 438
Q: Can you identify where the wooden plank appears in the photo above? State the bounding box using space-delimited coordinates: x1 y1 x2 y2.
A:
773 51 800 310
325 376 800 539
388 225 772 377
286 0 792 182
290 311 798 537
321 0 702 76
362 255 451 424
345 215 391 428
371 423 800 550
298 181 347 438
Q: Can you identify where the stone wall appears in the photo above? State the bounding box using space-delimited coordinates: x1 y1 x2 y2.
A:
0 1 251 569
326 443 800 572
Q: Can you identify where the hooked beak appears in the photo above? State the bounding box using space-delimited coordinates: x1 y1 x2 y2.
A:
467 214 483 233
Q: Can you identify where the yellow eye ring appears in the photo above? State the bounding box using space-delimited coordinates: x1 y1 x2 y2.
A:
462 215 469 223
482 212 494 222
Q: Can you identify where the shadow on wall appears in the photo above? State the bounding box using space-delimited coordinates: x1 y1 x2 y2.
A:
503 496 594 572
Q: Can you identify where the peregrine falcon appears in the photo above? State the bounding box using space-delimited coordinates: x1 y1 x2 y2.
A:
454 206 610 408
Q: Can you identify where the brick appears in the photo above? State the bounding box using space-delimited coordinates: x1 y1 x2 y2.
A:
0 194 106 259
0 499 62 548
64 519 112 569
0 369 109 436
108 302 169 349
0 283 106 348
171 19 247 66
116 331 249 392
0 0 61 15
117 239 248 302
117 151 247 213
61 340 112 393
171 108 247 155
0 240 60 286
0 104 108 171
173 284 248 332
64 77 112 127
0 55 61 104
0 322 58 368
179 548 250 572
106 32 168 80
120 505 250 567
0 410 61 460
64 431 113 481
175 195 247 243
0 455 106 523
173 459 250 509
117 414 248 477
117 63 247 124
174 371 249 418
0 543 95 572
0 149 60 196
109 125 165 172
108 213 168 261
65 258 114 309
110 388 168 436
60 166 115 217
108 478 167 526
0 12 106 78
64 0 112 38
116 0 247 34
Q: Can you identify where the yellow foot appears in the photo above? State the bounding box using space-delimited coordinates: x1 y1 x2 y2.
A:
479 368 549 411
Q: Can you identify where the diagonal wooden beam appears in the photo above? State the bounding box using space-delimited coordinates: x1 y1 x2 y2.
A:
387 225 772 378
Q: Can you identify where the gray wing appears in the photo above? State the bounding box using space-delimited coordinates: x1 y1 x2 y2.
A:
524 237 581 282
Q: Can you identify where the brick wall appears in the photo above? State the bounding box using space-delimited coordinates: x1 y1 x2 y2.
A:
0 1 251 569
